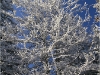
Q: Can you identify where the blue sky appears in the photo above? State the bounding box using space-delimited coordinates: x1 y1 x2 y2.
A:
78 0 99 32
14 0 98 33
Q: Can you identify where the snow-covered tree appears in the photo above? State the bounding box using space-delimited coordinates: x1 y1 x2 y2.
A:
1 0 99 75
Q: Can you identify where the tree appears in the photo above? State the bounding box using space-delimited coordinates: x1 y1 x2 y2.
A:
1 0 99 75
